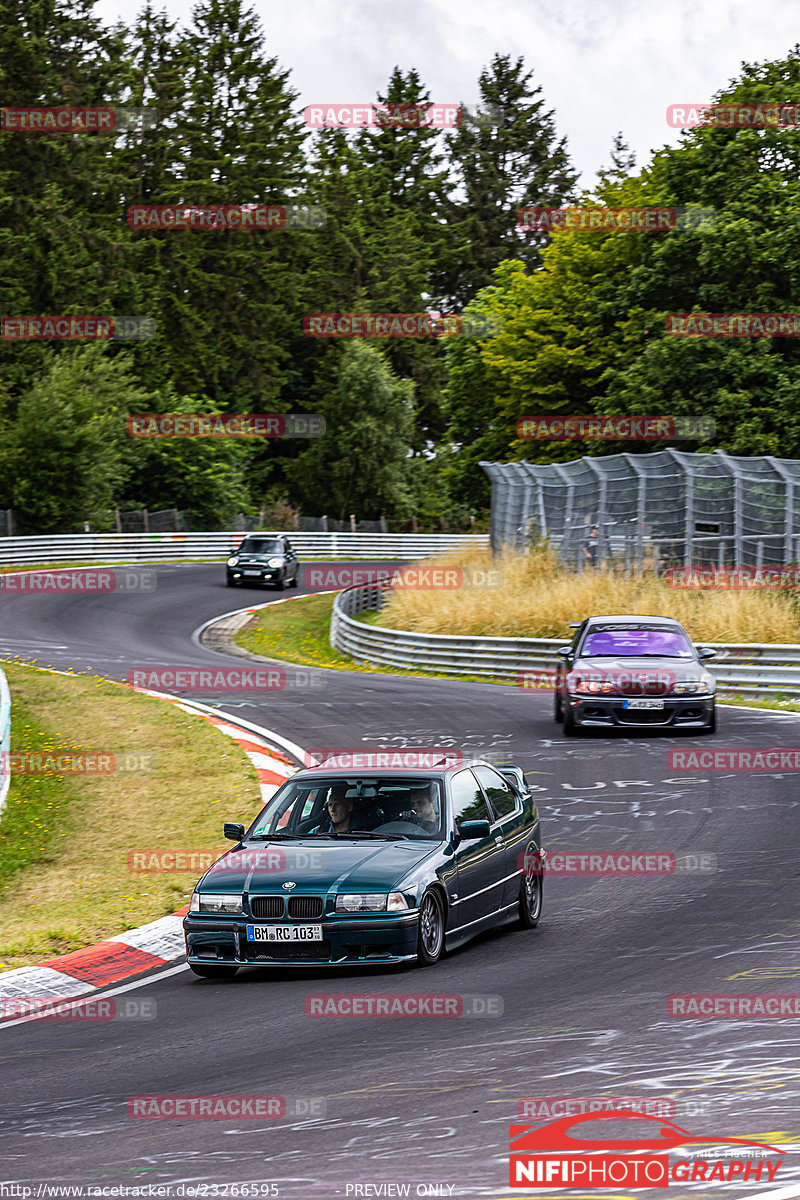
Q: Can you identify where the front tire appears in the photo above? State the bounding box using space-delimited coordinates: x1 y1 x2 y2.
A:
275 574 286 591
189 963 239 979
416 889 444 966
702 703 717 734
563 704 578 736
554 691 564 722
226 576 239 588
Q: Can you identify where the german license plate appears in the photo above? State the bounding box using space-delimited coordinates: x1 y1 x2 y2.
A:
243 570 261 576
623 699 665 710
246 924 322 942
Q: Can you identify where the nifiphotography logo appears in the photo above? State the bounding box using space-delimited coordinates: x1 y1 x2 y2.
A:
508 1110 784 1188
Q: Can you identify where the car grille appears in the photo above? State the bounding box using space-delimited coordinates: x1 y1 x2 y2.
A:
250 896 284 918
617 707 673 724
244 941 331 961
288 896 324 919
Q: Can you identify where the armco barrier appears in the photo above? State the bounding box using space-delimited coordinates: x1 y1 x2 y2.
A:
330 580 800 697
0 667 10 813
0 532 486 567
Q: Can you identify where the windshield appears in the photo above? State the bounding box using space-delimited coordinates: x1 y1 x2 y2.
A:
237 538 281 555
580 625 693 658
249 777 444 840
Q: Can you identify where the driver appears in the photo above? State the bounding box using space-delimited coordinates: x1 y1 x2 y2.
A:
399 785 440 835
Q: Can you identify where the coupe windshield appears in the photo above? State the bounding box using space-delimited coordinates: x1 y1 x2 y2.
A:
249 777 443 840
581 625 693 658
238 539 281 555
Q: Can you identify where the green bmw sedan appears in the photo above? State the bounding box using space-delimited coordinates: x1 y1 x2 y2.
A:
183 759 544 977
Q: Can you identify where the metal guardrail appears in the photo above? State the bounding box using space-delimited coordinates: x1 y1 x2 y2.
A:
330 580 800 697
0 532 488 566
0 667 11 813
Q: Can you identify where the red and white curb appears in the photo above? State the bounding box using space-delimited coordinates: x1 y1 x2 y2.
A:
0 690 301 1007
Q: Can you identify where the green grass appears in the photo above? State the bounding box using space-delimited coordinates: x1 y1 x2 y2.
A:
0 663 262 970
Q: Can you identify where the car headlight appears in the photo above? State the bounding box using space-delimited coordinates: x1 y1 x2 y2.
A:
191 892 243 914
227 557 239 567
673 681 712 695
335 892 409 912
572 678 615 694
267 557 282 568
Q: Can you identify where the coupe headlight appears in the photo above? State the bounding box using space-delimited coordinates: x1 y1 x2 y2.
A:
335 892 409 912
227 557 239 567
267 557 282 568
192 892 243 914
572 678 615 694
673 681 712 695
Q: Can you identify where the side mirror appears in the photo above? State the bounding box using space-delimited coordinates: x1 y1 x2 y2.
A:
228 547 237 557
224 822 245 842
458 819 491 840
698 647 717 661
557 645 572 657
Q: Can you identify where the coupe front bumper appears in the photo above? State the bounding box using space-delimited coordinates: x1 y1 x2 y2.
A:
183 912 419 967
568 694 715 729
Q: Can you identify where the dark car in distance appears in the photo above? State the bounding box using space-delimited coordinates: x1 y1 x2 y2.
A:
226 535 299 589
554 614 717 735
183 759 544 976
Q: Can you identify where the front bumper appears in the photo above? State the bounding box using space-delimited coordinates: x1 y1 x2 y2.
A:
227 566 281 585
567 694 715 728
183 912 419 967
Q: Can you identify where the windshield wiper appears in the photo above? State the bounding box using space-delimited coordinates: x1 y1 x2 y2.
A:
249 832 306 840
329 831 407 840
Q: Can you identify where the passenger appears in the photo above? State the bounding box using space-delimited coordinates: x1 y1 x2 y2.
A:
312 788 354 835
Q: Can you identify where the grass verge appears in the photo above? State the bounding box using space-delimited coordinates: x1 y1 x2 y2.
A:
0 663 261 971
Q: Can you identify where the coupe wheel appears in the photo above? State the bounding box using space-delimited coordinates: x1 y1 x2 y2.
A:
563 705 578 736
519 860 543 928
416 889 444 966
702 703 717 734
189 963 239 979
275 574 286 591
226 576 239 588
554 692 564 722
290 571 299 588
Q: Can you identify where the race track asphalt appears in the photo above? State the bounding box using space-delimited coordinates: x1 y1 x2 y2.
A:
0 563 798 1198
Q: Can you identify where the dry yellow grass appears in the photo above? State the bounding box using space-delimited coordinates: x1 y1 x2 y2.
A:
377 542 800 644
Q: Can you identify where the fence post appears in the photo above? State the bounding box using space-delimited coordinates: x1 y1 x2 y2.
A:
321 515 328 532
350 514 356 534
380 514 387 534
172 508 180 532
411 515 418 534
114 509 122 534
142 508 150 533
